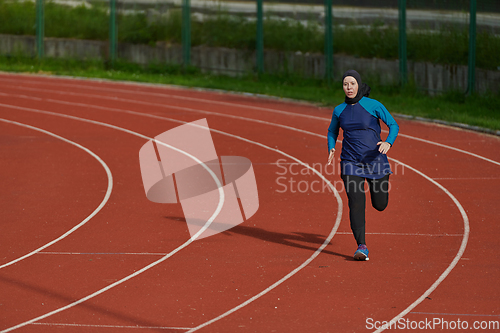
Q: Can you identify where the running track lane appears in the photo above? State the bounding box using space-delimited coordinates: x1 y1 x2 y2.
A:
0 73 498 332
0 74 486 330
0 87 346 330
0 118 113 269
0 74 484 330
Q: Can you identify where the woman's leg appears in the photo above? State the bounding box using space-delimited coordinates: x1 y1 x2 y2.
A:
341 174 367 245
367 174 390 211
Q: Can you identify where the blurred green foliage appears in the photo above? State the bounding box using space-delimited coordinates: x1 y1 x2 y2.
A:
0 0 499 70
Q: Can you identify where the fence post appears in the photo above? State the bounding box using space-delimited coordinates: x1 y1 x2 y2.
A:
182 0 191 67
35 0 44 59
109 0 117 67
256 0 264 74
467 0 477 95
324 0 333 85
398 0 407 86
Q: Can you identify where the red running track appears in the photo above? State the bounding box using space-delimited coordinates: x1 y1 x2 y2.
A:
0 73 499 332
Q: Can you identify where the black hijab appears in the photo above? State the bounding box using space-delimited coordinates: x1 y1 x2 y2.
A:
342 69 371 104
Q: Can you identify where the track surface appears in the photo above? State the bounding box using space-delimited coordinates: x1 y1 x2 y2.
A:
0 73 499 332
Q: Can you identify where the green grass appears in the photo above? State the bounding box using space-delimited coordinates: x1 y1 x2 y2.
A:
1 0 499 70
1 55 499 132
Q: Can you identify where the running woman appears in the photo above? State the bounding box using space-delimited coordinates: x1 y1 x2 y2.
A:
327 69 399 261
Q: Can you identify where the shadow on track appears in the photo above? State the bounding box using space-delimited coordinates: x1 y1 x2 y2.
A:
165 216 353 261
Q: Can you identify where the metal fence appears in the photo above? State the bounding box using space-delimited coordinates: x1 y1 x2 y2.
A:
25 0 500 93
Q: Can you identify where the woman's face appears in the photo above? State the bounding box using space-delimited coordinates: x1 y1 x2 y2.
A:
343 76 358 99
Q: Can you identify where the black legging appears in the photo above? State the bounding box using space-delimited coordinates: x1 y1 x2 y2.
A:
341 174 390 245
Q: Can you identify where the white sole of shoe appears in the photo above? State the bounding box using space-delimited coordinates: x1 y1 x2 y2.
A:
354 251 369 261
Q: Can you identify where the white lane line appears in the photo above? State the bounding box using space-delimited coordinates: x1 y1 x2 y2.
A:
0 105 225 333
3 93 470 333
0 88 323 140
187 237 338 332
372 157 469 333
0 102 224 242
38 252 169 256
30 322 192 330
0 76 331 121
186 160 469 332
34 230 463 259
0 102 343 332
64 99 467 333
394 132 500 167
0 119 113 270
35 229 462 256
1 79 499 168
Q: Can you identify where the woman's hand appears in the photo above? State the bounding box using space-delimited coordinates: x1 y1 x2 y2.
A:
377 141 391 154
327 148 335 165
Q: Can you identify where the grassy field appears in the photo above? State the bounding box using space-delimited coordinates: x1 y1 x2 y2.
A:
1 55 499 132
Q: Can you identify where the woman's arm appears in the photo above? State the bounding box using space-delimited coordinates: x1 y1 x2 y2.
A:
375 103 399 146
327 112 340 165
327 113 340 152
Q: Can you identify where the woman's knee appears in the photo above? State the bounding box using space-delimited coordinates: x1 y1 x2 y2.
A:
369 176 389 211
372 199 388 211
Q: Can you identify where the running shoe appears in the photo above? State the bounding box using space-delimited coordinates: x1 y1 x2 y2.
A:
354 244 369 261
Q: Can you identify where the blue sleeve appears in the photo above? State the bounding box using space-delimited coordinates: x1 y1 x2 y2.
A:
327 105 343 152
360 98 399 146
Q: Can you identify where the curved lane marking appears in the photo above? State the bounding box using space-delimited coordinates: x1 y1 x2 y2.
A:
0 118 113 270
0 79 498 168
373 158 469 333
4 75 481 332
0 102 342 332
0 107 225 333
1 94 469 332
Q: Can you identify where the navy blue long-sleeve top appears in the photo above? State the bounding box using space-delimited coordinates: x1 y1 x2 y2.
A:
327 97 399 179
